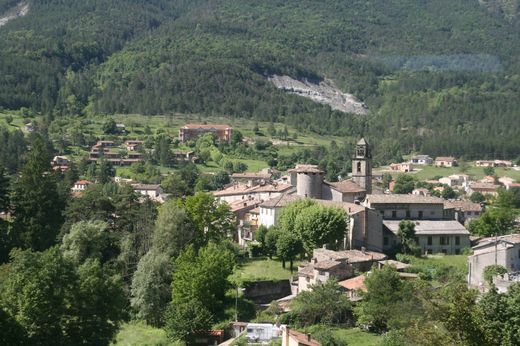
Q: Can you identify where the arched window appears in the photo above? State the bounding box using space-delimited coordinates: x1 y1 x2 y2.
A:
357 162 362 173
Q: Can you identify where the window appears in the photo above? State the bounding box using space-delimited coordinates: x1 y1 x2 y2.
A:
392 210 397 218
357 162 362 173
455 236 460 246
518 249 520 258
384 237 389 246
406 210 410 218
455 249 460 255
418 211 423 219
427 236 432 246
440 237 449 246
442 249 448 254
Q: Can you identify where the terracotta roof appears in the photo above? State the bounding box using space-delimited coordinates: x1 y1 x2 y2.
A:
182 124 231 130
313 248 387 263
365 194 445 204
339 274 367 291
313 260 343 270
227 199 260 212
75 180 93 185
435 156 456 161
444 200 482 212
288 164 323 174
326 180 365 193
231 172 272 179
383 220 470 236
378 260 411 270
286 328 320 346
213 183 293 197
470 183 499 191
132 184 161 190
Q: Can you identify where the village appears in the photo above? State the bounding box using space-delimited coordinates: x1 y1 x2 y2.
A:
44 120 520 345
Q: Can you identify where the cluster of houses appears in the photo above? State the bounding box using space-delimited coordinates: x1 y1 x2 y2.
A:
72 178 166 202
88 140 145 166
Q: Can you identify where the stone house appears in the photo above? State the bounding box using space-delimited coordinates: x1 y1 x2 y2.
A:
468 234 520 290
178 124 232 142
383 220 470 255
281 327 320 346
444 200 483 225
297 248 386 293
435 156 457 167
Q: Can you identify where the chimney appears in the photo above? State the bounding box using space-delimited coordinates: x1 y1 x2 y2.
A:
307 334 311 341
361 246 366 254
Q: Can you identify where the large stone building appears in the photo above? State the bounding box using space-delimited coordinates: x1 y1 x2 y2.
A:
178 124 233 142
364 194 470 255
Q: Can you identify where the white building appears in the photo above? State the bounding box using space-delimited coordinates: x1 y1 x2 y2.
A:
468 234 520 290
132 184 164 202
410 155 433 165
213 182 294 204
72 180 93 192
246 323 284 342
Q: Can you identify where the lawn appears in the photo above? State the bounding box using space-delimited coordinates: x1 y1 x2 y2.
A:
333 328 383 346
409 165 520 181
112 322 178 346
234 257 302 281
407 254 468 271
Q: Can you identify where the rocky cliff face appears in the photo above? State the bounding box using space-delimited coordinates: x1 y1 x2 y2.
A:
0 1 29 27
268 75 368 115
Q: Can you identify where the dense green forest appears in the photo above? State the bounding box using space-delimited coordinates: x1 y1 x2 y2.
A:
1 0 520 159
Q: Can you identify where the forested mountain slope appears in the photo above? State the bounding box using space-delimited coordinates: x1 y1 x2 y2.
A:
1 0 520 160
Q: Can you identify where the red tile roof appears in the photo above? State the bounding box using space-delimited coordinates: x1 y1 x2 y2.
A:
182 124 231 130
339 274 367 291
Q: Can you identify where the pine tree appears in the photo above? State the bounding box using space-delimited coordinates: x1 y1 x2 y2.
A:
0 166 9 213
11 135 65 251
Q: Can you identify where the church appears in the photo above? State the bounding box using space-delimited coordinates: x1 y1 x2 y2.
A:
287 138 372 202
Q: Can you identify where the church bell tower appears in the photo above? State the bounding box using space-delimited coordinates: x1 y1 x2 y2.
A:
351 138 372 194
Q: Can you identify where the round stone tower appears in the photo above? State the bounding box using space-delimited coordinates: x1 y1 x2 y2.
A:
289 165 324 198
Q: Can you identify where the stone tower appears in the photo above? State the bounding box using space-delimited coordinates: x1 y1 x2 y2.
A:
351 138 372 194
288 165 324 199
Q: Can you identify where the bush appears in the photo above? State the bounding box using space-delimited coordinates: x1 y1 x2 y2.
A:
483 265 507 284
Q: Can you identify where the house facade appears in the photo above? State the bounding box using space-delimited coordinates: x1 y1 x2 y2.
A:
178 124 233 142
468 234 520 289
383 220 470 255
435 156 457 167
410 155 433 165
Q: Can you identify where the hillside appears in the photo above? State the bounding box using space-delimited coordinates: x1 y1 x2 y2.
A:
1 0 520 160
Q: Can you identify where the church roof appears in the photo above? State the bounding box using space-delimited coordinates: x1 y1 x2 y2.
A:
326 180 366 193
357 138 368 145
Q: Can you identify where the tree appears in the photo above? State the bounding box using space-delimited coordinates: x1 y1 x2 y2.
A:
354 266 417 333
441 186 458 200
102 118 117 134
392 174 415 194
382 173 392 190
470 191 485 203
233 161 248 173
231 130 243 145
131 251 172 326
276 229 302 271
60 220 114 264
0 248 126 346
0 308 27 346
11 135 65 251
294 205 347 255
264 226 279 259
0 166 9 213
161 173 189 198
164 299 213 344
458 160 469 173
483 166 495 176
397 221 416 255
255 225 268 248
468 208 517 237
4 115 13 126
253 122 260 134
171 243 236 313
182 192 235 243
482 265 507 285
267 123 276 137
290 280 353 327
153 202 198 258
495 187 520 208
97 158 115 184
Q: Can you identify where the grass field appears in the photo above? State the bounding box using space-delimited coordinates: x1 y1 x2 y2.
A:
333 328 382 346
378 164 520 182
112 322 177 346
406 254 468 271
234 257 302 281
